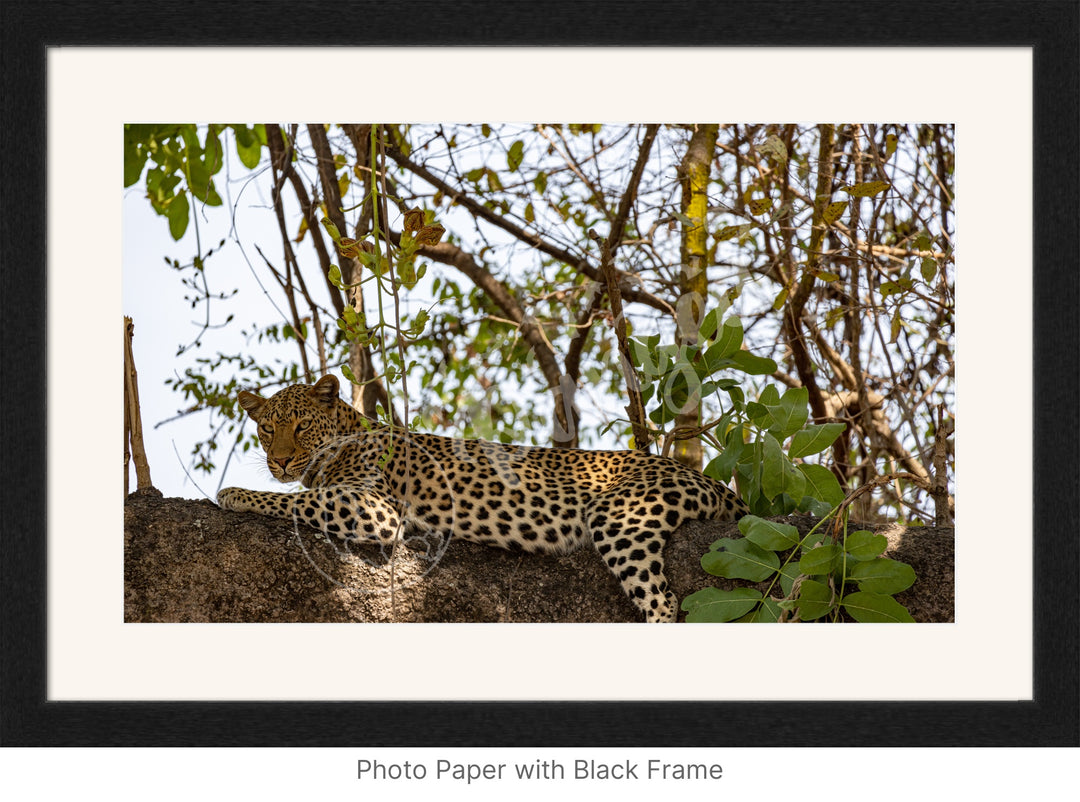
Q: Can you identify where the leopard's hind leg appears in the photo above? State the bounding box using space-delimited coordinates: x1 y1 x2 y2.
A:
584 491 678 623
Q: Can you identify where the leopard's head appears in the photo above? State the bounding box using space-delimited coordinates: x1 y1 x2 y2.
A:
237 375 342 483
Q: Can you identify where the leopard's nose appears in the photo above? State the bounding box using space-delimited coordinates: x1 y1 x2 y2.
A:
272 457 291 470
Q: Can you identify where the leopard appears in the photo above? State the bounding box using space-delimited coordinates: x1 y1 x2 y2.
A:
216 374 748 622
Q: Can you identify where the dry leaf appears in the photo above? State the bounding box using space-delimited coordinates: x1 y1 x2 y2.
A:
822 201 848 225
414 223 446 246
403 207 425 233
842 180 891 198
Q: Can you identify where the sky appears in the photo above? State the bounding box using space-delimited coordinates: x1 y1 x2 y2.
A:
123 168 290 499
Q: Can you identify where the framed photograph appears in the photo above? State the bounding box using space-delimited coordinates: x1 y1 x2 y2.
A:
2 0 1076 764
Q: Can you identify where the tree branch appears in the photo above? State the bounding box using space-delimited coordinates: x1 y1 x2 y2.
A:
384 137 674 316
590 231 649 451
565 124 660 421
416 240 574 444
307 124 400 422
265 124 344 320
781 125 835 417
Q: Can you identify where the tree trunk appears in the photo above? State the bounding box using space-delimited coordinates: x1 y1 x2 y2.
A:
674 124 719 469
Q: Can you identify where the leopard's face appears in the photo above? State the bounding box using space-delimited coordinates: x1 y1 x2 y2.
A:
238 383 338 483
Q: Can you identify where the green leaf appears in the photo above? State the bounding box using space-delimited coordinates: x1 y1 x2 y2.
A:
701 536 780 582
696 304 730 341
920 256 937 282
701 347 734 380
724 384 745 411
203 127 223 174
233 124 254 149
797 463 846 509
789 422 846 458
796 579 835 620
186 144 213 202
739 597 782 623
731 350 778 375
777 560 801 598
845 530 888 561
849 559 916 595
713 317 744 360
758 384 780 406
123 131 147 187
842 592 915 623
166 191 189 240
738 514 800 551
327 263 343 289
767 387 809 439
744 401 770 428
704 423 745 483
681 587 763 622
507 140 525 172
760 433 806 503
627 338 655 374
799 544 841 575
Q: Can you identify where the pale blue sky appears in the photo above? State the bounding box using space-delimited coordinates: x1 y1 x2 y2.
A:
123 175 291 499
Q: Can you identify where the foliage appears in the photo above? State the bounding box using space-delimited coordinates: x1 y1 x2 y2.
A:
681 517 916 623
630 301 921 623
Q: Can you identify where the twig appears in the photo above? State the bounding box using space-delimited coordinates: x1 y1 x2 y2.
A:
384 137 674 316
590 230 649 451
563 125 661 441
829 471 932 539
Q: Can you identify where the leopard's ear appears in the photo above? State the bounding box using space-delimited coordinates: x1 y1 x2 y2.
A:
237 390 266 422
309 374 341 410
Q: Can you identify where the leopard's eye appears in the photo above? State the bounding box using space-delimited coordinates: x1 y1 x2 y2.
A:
259 423 274 436
296 418 311 433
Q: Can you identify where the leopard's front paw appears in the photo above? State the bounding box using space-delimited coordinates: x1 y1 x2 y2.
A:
217 487 250 512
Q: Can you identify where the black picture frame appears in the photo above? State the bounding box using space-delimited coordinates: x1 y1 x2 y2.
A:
2 0 1077 748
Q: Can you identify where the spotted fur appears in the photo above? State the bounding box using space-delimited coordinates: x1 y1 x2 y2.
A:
217 375 748 622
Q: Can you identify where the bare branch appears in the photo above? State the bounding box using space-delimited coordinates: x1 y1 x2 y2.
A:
265 124 344 320
590 230 649 451
384 138 675 316
416 240 574 445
